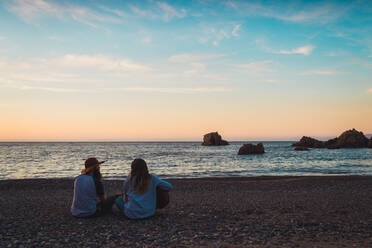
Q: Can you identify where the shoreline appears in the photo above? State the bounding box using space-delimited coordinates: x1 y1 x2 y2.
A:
2 176 372 247
2 174 372 182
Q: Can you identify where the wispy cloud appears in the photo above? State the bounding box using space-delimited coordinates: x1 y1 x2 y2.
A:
157 2 186 21
0 55 150 88
129 5 148 17
226 1 350 24
4 72 80 83
142 37 152 44
234 60 273 72
99 6 126 18
0 55 232 94
202 74 228 81
300 70 342 75
232 24 241 36
168 53 226 76
57 54 150 71
169 53 225 63
16 86 233 94
2 80 233 94
265 79 279 83
278 45 314 55
18 85 91 93
109 87 232 93
47 35 64 42
366 88 372 94
129 2 186 21
199 24 241 46
0 36 6 41
6 0 122 27
326 50 348 57
349 58 372 69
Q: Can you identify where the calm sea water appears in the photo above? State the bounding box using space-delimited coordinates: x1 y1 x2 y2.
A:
1 142 372 180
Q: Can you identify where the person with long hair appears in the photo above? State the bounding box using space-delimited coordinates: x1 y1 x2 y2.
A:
71 157 117 217
115 158 172 219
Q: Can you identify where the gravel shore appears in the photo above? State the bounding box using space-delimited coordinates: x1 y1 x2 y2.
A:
1 176 372 247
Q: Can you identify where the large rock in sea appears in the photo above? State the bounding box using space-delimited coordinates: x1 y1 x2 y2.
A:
238 143 265 155
332 128 369 148
324 137 338 149
368 138 372 148
293 128 370 149
292 136 324 148
202 132 229 146
294 146 309 151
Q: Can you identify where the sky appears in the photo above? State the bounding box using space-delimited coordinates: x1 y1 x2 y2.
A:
0 0 371 141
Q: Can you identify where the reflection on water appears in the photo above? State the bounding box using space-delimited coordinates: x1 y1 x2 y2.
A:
0 142 372 179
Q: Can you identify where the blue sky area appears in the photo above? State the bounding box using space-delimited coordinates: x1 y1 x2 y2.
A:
0 0 371 141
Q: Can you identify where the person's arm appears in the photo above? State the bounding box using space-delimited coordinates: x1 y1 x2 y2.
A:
153 175 172 191
122 177 130 202
123 177 130 193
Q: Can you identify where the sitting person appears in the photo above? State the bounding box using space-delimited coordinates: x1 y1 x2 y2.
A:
71 157 117 217
115 158 172 219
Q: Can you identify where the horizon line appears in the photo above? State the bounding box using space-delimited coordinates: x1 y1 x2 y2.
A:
0 140 300 143
1 133 370 143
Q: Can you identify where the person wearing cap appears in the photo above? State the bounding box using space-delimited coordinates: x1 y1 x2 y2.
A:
71 157 117 217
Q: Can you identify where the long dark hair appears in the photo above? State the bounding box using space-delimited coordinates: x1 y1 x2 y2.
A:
93 167 103 181
129 158 151 194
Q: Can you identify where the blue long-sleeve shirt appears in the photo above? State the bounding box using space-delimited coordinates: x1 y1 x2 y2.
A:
117 175 172 219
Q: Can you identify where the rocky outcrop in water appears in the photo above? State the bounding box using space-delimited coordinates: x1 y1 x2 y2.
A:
238 143 265 155
324 138 338 149
333 129 369 148
202 132 229 146
294 146 309 151
292 136 324 148
293 128 372 149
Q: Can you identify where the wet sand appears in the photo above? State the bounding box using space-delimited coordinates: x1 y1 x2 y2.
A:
1 176 372 247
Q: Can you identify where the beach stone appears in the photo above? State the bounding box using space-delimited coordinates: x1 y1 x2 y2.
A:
238 143 265 155
292 136 324 148
294 146 309 151
202 132 229 146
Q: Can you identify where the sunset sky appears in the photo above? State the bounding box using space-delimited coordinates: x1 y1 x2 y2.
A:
0 0 371 141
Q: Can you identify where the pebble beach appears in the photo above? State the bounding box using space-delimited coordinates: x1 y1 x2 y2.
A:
2 176 372 247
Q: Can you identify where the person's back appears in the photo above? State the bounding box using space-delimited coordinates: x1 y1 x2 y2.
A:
123 175 172 219
115 158 172 219
71 174 97 217
71 157 117 217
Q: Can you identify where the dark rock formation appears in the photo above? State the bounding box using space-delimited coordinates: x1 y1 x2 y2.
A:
324 137 339 149
238 143 265 155
332 129 369 148
202 132 229 146
293 128 371 149
292 136 324 148
368 138 372 148
294 146 309 151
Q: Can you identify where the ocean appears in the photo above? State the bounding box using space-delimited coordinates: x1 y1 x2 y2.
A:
1 142 372 180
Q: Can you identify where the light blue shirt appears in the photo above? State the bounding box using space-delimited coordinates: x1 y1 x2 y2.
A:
71 174 97 217
116 175 172 219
